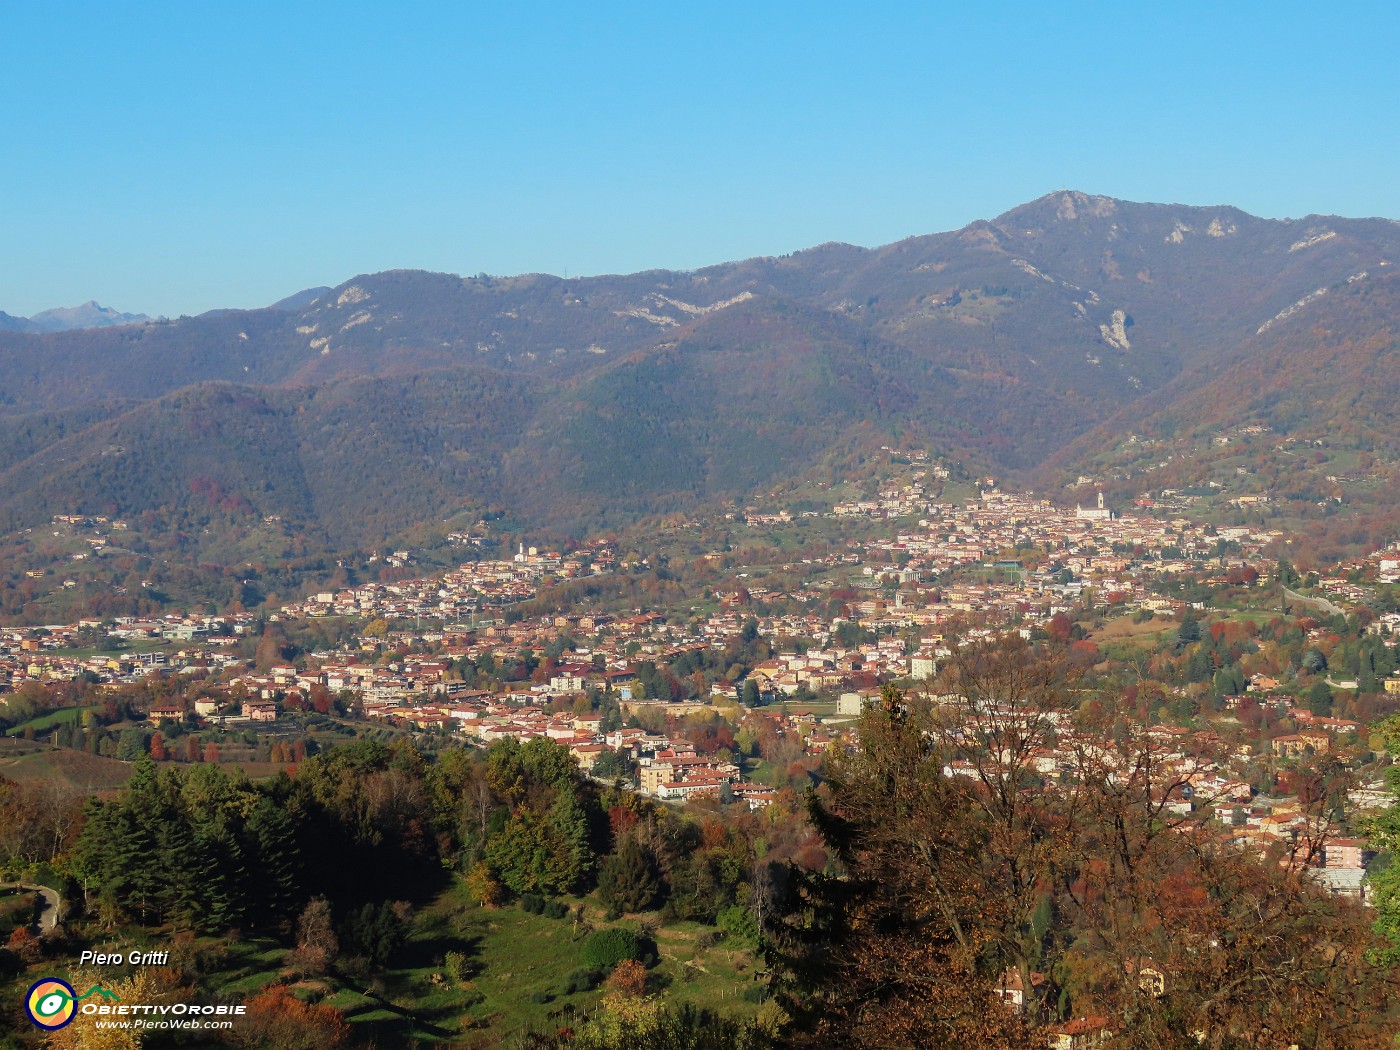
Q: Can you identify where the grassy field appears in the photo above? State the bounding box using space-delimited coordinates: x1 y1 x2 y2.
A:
1087 614 1173 645
46 638 173 659
388 886 597 1039
0 746 133 791
206 938 291 998
180 880 768 1044
1227 607 1293 626
0 737 48 759
3 704 99 737
776 700 837 717
390 882 763 1040
650 920 765 1017
940 480 982 503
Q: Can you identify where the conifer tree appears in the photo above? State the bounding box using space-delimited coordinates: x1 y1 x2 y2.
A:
598 837 662 915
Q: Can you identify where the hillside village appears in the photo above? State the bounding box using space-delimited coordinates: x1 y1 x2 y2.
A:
6 450 1400 910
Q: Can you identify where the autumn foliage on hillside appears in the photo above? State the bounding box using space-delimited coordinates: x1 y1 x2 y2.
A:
233 985 351 1049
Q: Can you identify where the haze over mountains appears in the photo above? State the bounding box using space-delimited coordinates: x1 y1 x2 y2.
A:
1 190 1397 557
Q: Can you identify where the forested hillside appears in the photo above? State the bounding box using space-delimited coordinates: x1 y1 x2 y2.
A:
2 191 1399 565
1046 268 1400 562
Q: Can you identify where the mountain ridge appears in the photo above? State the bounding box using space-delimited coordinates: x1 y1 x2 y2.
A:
1 190 1397 563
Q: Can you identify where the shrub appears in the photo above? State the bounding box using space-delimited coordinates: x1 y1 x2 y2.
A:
520 893 544 914
6 927 43 966
581 927 642 971
561 968 602 994
444 950 471 983
529 989 553 1004
543 899 568 919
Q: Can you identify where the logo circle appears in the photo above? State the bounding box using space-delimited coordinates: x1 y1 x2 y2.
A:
25 978 77 1030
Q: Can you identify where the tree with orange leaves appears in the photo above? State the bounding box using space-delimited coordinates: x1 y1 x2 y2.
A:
604 958 649 998
234 985 351 1049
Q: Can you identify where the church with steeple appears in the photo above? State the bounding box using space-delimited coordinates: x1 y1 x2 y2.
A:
1075 490 1112 522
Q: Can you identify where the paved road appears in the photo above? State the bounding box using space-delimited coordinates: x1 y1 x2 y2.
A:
1283 587 1346 618
0 882 61 931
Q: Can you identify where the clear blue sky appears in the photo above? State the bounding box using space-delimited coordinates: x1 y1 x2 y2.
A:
4 2 1398 318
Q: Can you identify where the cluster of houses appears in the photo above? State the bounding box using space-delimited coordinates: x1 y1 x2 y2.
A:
0 615 253 691
277 543 616 622
362 692 778 807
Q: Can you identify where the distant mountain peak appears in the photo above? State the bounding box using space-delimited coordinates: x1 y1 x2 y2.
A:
27 301 150 332
1047 190 1120 220
996 190 1120 225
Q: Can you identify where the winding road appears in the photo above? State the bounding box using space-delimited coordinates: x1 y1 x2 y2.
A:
0 882 61 931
